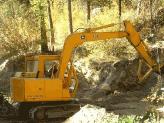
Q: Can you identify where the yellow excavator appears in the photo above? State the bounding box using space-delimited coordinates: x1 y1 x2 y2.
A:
8 20 164 120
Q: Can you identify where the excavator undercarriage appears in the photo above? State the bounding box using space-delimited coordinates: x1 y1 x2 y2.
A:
0 94 80 122
18 100 80 121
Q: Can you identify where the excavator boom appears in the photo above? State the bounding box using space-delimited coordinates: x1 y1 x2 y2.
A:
58 20 159 82
58 31 128 79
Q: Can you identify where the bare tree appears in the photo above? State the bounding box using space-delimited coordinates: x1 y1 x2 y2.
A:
87 0 91 21
67 0 73 33
118 0 122 20
47 0 55 51
40 4 48 53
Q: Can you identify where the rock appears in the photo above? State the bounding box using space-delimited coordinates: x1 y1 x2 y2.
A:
64 104 119 123
100 82 111 91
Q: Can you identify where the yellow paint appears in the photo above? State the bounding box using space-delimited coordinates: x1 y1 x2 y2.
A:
11 78 71 102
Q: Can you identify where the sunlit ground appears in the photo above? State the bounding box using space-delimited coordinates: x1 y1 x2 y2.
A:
64 104 164 123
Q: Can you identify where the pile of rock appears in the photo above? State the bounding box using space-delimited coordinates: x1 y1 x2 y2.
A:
65 104 119 123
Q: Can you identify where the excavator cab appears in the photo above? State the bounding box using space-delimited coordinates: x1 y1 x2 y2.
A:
11 54 78 103
13 55 60 78
25 55 60 78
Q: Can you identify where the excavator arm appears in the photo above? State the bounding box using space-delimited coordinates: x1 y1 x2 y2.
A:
58 20 163 83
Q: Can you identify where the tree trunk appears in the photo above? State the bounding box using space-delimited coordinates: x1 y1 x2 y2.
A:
67 0 73 33
118 0 122 20
150 0 154 32
47 0 55 51
150 0 153 21
87 0 91 21
40 5 48 53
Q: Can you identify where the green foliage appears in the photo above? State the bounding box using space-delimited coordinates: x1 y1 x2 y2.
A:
118 115 135 123
30 0 47 18
0 0 39 59
0 0 163 59
117 111 159 123
28 0 49 53
18 0 30 5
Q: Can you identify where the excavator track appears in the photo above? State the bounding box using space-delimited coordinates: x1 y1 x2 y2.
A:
18 100 80 122
0 93 80 122
30 103 80 122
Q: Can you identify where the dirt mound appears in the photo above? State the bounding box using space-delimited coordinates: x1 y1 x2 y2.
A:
77 58 158 98
65 105 119 123
98 59 139 91
76 46 164 97
75 46 164 117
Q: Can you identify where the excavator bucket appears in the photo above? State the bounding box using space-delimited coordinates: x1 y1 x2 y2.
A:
137 59 164 83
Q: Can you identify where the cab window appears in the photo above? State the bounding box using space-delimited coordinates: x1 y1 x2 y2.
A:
26 60 38 72
44 61 59 78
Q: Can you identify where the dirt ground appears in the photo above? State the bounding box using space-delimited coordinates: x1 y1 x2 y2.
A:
65 77 164 122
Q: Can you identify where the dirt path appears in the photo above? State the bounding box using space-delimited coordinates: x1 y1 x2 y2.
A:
79 90 150 115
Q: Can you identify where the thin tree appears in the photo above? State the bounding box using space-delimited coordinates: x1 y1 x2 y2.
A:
87 0 91 21
118 0 122 20
39 4 48 53
67 0 73 33
47 0 55 51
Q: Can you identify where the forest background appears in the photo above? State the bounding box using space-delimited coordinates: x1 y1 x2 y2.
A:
0 0 163 61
